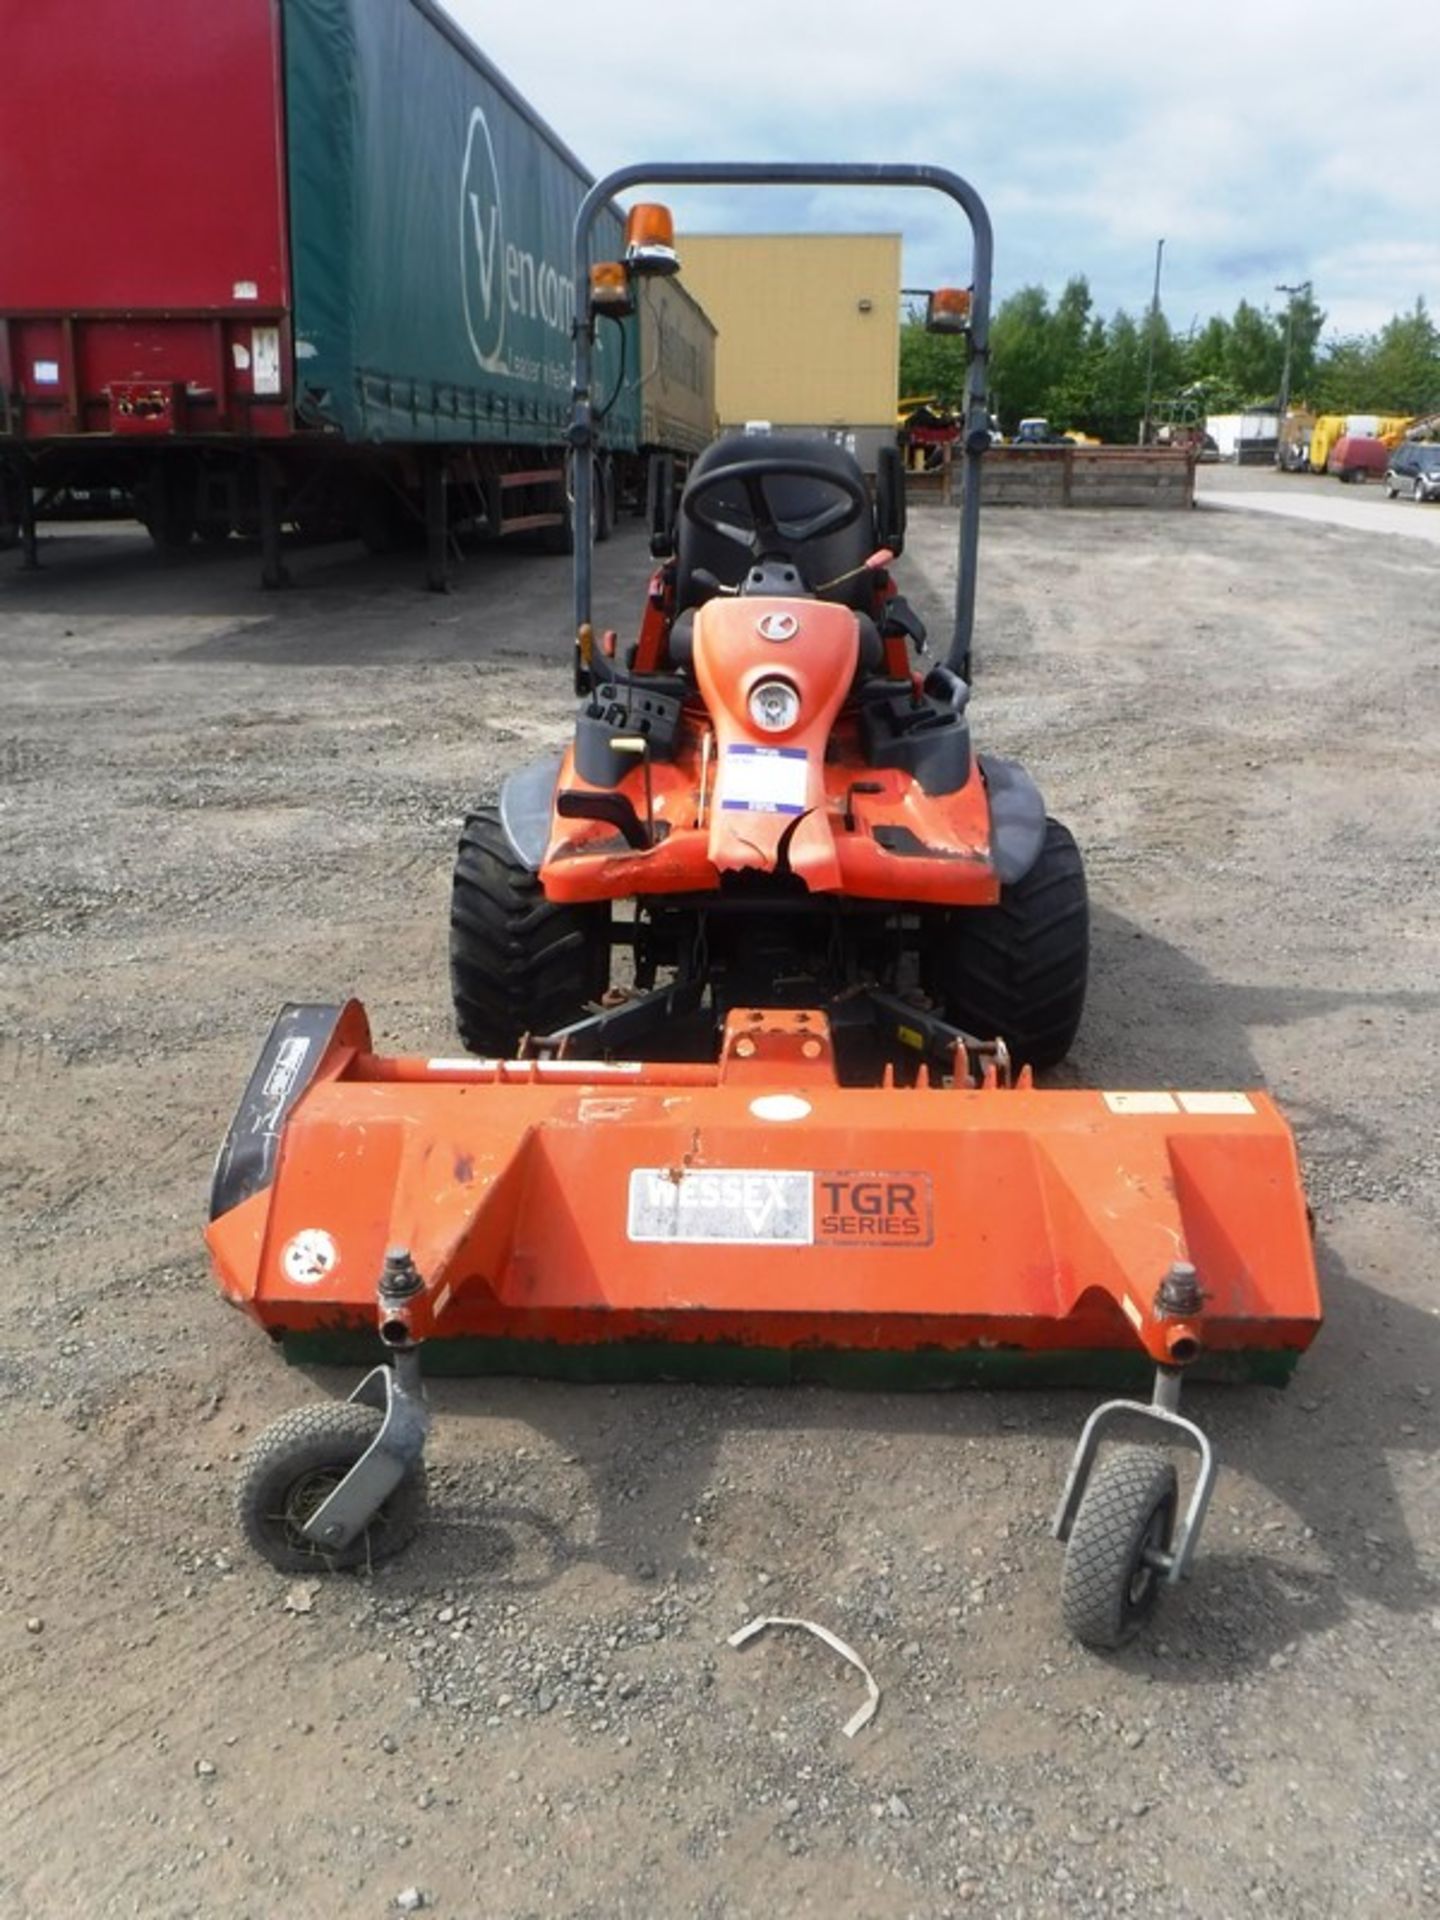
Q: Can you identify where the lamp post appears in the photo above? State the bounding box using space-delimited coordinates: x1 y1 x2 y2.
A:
1139 238 1165 446
1274 280 1310 467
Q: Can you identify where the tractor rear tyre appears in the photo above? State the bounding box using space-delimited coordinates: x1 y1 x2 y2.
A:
237 1402 426 1574
450 805 611 1054
925 816 1088 1069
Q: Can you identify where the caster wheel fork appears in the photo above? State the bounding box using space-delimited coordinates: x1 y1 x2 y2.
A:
237 1247 434 1573
1052 1366 1217 1649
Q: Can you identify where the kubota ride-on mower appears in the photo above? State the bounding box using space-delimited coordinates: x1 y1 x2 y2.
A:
207 165 1321 1649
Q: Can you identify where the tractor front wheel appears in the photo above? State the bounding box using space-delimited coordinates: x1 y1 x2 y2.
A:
450 805 611 1055
924 815 1088 1069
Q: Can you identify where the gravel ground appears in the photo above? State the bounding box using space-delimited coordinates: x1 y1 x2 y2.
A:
1 503 1437 1919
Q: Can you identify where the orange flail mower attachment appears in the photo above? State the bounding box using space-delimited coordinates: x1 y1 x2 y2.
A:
206 1001 1321 1386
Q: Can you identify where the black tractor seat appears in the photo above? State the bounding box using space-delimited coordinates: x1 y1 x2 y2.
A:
675 431 879 614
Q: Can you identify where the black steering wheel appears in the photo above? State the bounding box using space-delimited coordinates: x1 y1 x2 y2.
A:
681 455 870 557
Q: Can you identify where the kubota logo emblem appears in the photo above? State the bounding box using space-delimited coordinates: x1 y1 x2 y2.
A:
757 611 799 641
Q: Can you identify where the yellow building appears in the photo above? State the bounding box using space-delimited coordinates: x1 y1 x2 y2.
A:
675 233 901 470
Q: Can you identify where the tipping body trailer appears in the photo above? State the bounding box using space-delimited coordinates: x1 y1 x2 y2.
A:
0 0 715 584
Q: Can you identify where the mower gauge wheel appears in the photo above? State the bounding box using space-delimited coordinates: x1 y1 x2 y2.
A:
1059 1445 1178 1650
237 1403 427 1574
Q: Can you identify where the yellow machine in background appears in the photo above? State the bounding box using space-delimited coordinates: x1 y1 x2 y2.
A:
1310 413 1415 472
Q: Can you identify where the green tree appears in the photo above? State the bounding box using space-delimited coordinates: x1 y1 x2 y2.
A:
1043 277 1100 427
1367 299 1440 413
1311 335 1374 412
1090 310 1146 441
1187 315 1230 386
897 315 969 411
989 285 1055 428
1142 308 1185 419
898 279 1440 441
1224 299 1283 401
1284 286 1327 398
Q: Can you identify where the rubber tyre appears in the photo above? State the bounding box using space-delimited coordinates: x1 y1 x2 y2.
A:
237 1403 426 1574
1060 1445 1178 1650
1414 479 1426 503
138 461 197 550
450 804 610 1054
926 816 1088 1068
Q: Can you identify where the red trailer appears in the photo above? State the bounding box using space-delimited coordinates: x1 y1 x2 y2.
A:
1 4 298 567
0 0 713 584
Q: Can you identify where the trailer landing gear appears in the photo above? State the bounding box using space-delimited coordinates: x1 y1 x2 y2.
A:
1053 1367 1217 1648
258 456 290 591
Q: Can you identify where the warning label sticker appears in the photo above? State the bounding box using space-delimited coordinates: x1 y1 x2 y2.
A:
626 1169 933 1247
1176 1091 1256 1116
718 745 808 815
251 1035 311 1139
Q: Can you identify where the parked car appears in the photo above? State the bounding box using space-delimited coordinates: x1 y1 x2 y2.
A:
1384 441 1440 502
1011 417 1070 446
1327 435 1389 483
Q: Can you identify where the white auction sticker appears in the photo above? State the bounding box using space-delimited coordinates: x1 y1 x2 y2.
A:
1103 1091 1179 1114
628 1168 814 1245
250 1035 311 1139
1177 1092 1256 1116
719 744 808 816
251 326 282 396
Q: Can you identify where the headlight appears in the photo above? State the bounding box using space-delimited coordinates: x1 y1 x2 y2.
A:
748 678 801 733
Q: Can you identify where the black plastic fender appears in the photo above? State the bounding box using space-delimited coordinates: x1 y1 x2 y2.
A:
498 752 564 871
979 754 1047 885
208 1002 368 1221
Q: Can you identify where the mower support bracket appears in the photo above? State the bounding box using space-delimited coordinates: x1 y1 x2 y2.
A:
532 977 706 1058
1052 1374 1217 1584
300 1356 431 1553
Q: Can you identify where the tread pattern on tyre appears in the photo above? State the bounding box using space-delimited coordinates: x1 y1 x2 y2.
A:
237 1402 426 1574
450 805 609 1055
1060 1445 1177 1650
929 814 1088 1068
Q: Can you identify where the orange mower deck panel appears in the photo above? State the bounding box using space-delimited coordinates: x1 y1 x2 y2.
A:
207 1002 1321 1387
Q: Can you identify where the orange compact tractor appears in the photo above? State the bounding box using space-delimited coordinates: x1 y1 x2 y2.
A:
207 165 1321 1648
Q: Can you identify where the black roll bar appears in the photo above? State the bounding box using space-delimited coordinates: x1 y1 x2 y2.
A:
571 163 993 682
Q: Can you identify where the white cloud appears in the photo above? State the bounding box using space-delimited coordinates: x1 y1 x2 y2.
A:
446 0 1439 334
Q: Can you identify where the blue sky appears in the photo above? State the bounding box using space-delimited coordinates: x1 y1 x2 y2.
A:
453 0 1437 342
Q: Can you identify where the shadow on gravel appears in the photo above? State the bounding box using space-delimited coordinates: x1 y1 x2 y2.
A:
1076 904 1440 1094
1 521 648 667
